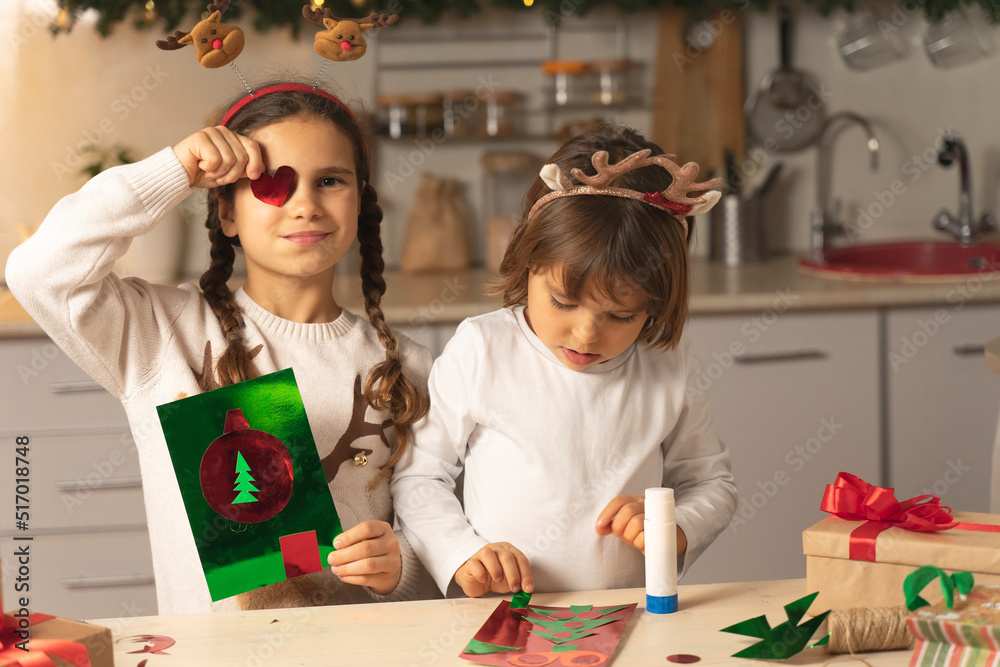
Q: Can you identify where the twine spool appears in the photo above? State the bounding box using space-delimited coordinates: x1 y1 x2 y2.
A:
827 606 914 655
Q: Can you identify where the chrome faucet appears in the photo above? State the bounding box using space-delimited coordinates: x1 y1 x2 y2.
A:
809 112 879 255
933 134 996 244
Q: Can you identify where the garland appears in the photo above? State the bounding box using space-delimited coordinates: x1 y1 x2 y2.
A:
54 0 1000 37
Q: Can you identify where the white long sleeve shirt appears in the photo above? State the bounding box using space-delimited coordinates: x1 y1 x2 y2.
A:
392 306 737 596
6 148 438 614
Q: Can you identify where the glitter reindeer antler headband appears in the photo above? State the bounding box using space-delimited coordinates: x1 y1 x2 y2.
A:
527 149 723 237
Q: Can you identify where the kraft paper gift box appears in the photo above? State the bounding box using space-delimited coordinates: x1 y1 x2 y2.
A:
803 509 1000 611
907 585 1000 666
803 472 1000 612
1 609 113 667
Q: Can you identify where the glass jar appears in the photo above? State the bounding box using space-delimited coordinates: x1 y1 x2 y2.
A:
481 151 543 269
479 90 524 138
541 60 590 107
376 94 411 139
442 89 476 138
590 59 633 106
408 92 444 138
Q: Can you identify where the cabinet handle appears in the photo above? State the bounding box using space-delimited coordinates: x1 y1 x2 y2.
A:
953 344 986 357
733 350 828 365
61 574 154 589
48 380 105 393
54 476 142 492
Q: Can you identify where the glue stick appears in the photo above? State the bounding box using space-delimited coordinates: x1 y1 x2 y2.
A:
645 487 677 614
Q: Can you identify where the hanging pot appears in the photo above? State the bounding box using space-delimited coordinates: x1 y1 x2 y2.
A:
745 4 827 152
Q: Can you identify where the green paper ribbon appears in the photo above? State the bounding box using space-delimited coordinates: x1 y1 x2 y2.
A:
904 565 974 611
720 592 830 660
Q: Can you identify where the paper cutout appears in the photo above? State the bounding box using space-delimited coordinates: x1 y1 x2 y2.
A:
720 592 830 660
251 165 296 207
280 531 323 578
464 639 522 655
666 655 702 664
157 368 342 601
200 408 292 523
511 590 532 609
460 600 636 667
904 565 974 611
121 634 175 654
233 451 261 504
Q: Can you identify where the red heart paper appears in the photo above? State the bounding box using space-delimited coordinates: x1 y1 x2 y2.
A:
251 165 296 207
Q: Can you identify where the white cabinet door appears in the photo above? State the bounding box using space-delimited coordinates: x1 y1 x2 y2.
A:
887 304 1000 513
682 310 881 584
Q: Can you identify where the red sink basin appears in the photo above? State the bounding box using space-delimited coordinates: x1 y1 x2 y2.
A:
800 240 1000 280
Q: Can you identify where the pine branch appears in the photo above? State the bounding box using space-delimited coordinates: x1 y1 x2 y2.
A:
55 0 1000 37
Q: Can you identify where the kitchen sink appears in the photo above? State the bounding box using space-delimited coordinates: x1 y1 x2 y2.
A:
799 240 1000 280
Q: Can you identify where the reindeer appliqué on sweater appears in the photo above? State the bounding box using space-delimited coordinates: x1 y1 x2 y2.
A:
321 375 392 485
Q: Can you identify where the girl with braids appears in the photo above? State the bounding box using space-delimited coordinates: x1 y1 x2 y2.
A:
392 125 736 600
6 83 436 614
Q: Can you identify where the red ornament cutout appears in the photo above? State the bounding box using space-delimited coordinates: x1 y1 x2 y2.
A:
251 165 296 207
200 408 293 523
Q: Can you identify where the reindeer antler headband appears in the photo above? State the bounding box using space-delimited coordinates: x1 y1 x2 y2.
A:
527 149 723 237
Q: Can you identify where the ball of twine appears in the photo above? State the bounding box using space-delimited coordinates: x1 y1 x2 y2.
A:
827 606 914 655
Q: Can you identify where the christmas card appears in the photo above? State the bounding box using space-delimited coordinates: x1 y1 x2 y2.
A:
461 599 637 666
156 368 342 601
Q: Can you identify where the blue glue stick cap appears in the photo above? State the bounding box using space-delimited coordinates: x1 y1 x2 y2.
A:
647 593 678 614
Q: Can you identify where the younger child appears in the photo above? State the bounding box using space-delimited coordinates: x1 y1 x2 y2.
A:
392 125 737 597
6 83 436 613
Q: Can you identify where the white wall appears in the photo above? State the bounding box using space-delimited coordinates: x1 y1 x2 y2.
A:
2 1 1000 275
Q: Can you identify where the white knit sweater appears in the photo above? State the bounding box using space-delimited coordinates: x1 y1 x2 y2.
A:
392 307 737 596
5 148 438 614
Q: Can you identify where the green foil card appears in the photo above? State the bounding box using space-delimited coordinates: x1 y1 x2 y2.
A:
156 368 342 601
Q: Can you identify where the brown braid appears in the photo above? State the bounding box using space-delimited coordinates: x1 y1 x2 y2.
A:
357 182 429 468
197 191 260 390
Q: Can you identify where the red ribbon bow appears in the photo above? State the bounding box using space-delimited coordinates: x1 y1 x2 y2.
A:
819 472 957 562
1 612 92 667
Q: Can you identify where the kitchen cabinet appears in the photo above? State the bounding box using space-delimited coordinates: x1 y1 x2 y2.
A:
886 304 1000 512
0 338 157 619
681 310 881 585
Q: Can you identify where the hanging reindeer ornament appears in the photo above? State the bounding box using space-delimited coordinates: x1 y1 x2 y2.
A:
301 7 399 62
156 0 245 69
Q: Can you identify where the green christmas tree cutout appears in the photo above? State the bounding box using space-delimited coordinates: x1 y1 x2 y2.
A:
232 451 260 504
720 592 829 660
525 604 630 651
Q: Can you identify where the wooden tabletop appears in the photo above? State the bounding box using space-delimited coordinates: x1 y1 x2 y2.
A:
88 579 914 666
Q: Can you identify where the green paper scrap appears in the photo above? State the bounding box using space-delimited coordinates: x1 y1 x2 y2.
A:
510 590 532 609
904 565 975 611
720 592 830 660
463 639 521 655
156 368 342 601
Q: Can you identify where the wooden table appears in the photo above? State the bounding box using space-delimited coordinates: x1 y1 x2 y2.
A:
89 579 914 666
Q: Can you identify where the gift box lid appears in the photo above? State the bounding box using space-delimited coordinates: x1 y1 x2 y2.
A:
803 511 1000 574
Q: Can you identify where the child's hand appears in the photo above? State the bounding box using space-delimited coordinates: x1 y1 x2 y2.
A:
454 542 535 598
173 126 264 189
595 495 689 556
596 494 646 552
327 520 401 596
